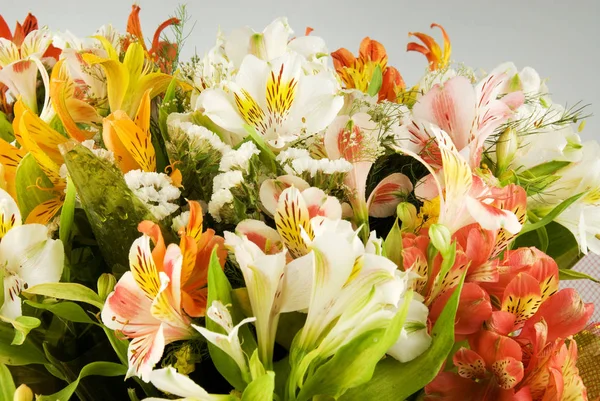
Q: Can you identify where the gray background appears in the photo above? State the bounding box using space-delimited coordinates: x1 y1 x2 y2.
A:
3 0 599 139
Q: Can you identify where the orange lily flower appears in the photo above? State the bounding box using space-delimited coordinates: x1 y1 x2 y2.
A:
0 12 61 59
139 200 227 318
125 5 180 74
332 37 405 103
407 23 451 71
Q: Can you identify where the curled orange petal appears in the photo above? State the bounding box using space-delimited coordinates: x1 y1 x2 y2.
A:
126 5 146 50
358 37 387 64
331 47 356 71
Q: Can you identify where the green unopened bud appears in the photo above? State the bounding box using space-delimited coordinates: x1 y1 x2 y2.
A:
496 128 518 175
578 120 586 133
396 202 418 232
429 224 452 256
97 273 117 302
13 384 33 401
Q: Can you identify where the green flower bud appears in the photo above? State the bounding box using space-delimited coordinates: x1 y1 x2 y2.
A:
97 273 117 302
496 128 518 175
396 202 418 232
428 224 452 256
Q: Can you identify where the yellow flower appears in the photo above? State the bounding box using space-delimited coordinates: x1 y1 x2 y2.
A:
416 196 441 229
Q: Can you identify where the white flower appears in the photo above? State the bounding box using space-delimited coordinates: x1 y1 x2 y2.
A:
219 141 260 172
196 52 343 149
276 148 352 177
212 171 244 193
387 295 432 363
0 189 64 320
208 189 234 223
167 113 231 154
146 367 231 401
124 170 181 220
171 211 190 233
193 301 256 379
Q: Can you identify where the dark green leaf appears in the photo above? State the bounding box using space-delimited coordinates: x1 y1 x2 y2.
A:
36 362 127 401
515 222 583 269
0 323 47 366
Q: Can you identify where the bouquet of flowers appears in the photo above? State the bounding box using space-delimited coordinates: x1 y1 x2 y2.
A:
0 5 598 401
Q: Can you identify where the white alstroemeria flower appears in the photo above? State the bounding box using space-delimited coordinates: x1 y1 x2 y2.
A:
275 147 352 177
224 232 287 367
387 295 432 363
0 190 64 319
554 201 600 255
193 301 256 378
124 170 181 220
197 52 343 149
0 29 52 114
144 367 235 401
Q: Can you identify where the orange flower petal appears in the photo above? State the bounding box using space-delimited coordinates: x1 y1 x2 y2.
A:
358 37 387 64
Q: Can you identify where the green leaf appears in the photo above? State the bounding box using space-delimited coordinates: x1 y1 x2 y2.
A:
60 142 174 274
0 323 47 366
0 363 16 401
59 177 77 246
519 192 585 236
383 218 403 267
367 65 383 97
559 268 600 283
25 301 96 324
341 274 466 401
515 222 583 269
0 112 14 143
248 350 266 381
36 362 127 401
10 316 41 346
241 371 275 401
206 248 255 390
243 125 277 174
24 283 104 309
296 291 414 401
536 225 549 253
15 153 56 222
521 160 570 178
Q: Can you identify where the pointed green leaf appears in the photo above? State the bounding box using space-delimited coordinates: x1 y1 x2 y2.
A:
24 301 96 324
59 176 77 245
521 160 570 178
341 274 466 401
36 362 127 401
0 363 16 401
0 111 14 143
559 268 600 283
383 218 403 267
24 283 104 309
241 371 275 401
9 316 41 346
367 65 383 97
243 125 277 173
519 192 585 236
15 153 55 222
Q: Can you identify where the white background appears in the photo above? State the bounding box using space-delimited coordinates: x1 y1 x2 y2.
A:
3 0 599 139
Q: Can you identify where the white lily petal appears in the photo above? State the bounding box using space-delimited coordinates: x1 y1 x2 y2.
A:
195 88 248 139
148 367 216 399
262 17 293 60
0 224 63 286
0 274 24 319
224 26 254 68
0 188 21 237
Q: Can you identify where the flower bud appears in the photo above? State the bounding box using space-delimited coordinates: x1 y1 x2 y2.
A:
496 128 518 175
396 202 418 232
428 223 452 256
13 384 34 401
97 273 117 302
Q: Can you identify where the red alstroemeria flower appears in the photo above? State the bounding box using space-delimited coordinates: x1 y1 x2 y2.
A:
0 12 60 59
332 37 405 102
426 330 526 400
125 5 180 73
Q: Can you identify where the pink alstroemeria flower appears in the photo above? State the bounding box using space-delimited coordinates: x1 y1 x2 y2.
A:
101 226 194 382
